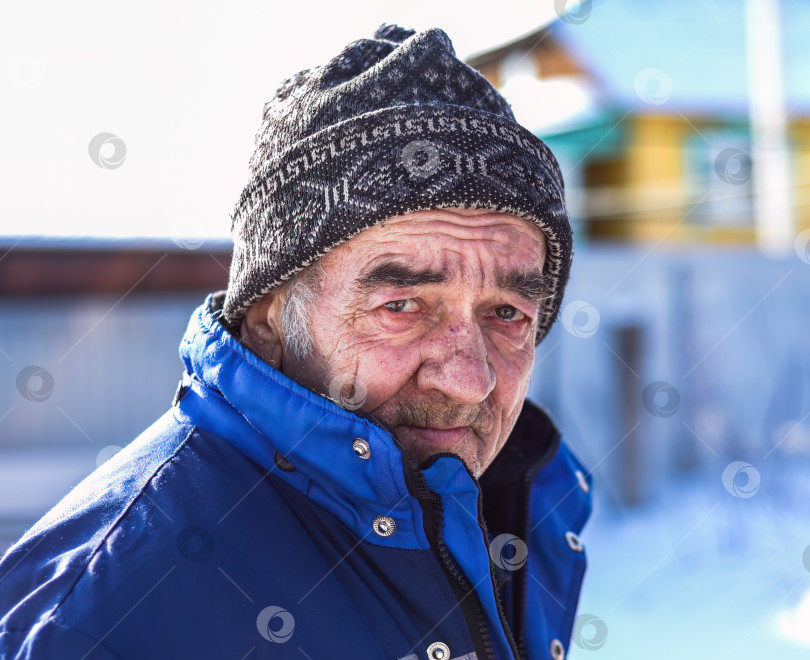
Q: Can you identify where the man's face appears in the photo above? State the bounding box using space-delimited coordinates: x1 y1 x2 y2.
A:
259 207 548 478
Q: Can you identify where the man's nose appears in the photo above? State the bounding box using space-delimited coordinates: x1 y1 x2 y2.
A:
415 317 496 404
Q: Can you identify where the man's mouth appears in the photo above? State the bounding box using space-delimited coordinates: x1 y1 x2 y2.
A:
403 425 471 446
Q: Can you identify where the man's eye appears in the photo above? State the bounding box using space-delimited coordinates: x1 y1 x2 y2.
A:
383 299 417 313
494 305 526 322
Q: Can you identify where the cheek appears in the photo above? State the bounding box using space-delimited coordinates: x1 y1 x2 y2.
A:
490 348 535 407
313 325 420 411
354 345 422 410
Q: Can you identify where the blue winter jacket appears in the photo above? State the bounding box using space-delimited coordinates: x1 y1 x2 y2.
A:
0 291 592 660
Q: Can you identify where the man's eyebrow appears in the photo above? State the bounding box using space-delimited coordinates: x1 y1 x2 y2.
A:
495 268 553 307
353 261 447 294
352 260 552 307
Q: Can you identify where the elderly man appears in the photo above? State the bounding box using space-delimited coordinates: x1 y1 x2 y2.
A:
0 23 591 660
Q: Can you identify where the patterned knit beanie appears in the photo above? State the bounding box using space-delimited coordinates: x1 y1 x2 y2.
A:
222 23 573 344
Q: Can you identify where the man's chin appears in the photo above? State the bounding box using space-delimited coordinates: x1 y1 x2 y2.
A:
394 425 483 475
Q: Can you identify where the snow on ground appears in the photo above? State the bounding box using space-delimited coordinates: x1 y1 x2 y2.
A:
572 457 810 659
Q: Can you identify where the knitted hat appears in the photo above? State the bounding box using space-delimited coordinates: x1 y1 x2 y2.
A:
222 23 573 344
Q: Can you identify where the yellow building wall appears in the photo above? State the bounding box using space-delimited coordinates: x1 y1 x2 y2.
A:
790 119 810 233
618 114 810 244
622 115 694 242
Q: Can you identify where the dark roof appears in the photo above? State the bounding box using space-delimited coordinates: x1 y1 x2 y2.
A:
0 237 232 296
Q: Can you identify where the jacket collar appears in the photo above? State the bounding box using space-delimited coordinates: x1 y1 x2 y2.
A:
175 291 561 548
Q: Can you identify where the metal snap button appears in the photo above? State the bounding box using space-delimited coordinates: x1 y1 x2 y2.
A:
564 530 583 553
575 469 590 493
426 642 450 660
352 438 371 460
273 449 296 472
372 515 396 537
550 637 565 660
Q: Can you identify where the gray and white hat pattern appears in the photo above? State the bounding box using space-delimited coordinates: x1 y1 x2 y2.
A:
222 23 573 344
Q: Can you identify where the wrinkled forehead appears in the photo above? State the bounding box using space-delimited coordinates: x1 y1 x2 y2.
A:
323 207 548 274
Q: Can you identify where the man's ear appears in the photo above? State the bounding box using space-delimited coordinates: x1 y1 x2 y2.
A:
240 292 285 368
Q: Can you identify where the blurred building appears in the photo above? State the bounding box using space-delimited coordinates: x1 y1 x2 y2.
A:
0 238 231 550
467 1 810 244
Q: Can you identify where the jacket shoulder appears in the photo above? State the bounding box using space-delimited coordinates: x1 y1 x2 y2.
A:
0 409 196 645
0 613 122 660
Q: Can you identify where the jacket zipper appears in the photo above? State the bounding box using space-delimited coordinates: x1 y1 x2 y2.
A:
405 457 522 660
513 429 561 660
474 480 524 660
514 463 539 660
